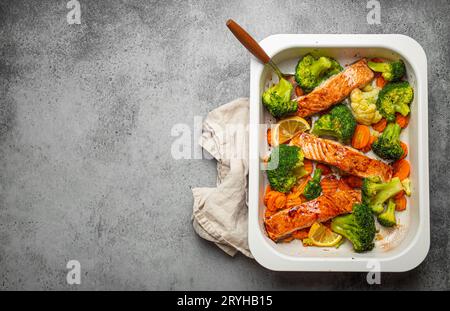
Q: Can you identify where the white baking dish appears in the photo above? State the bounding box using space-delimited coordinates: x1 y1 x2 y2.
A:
248 34 429 272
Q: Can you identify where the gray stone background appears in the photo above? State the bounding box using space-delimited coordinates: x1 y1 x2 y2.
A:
0 0 449 290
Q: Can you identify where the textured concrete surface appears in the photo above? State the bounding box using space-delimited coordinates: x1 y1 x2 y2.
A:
0 0 449 290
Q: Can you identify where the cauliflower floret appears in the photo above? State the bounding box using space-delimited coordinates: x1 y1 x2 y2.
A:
401 178 411 196
350 86 383 125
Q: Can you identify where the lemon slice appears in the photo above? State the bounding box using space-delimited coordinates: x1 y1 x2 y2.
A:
271 116 310 146
308 222 343 247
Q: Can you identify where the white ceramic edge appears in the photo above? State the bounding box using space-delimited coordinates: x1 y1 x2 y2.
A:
248 34 429 272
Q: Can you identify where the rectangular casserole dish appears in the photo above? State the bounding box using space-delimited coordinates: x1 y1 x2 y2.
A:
248 34 429 272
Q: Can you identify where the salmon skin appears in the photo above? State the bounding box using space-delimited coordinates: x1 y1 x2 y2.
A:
291 132 393 181
265 190 361 241
296 59 374 117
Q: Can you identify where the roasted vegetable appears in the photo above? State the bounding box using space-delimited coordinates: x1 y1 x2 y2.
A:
362 176 403 214
267 145 305 193
312 104 357 143
331 203 376 252
394 194 407 211
401 178 411 196
376 81 414 122
262 77 298 118
372 123 404 161
351 124 371 150
295 54 342 93
303 168 322 200
368 59 406 82
350 85 383 125
377 198 397 227
392 159 411 180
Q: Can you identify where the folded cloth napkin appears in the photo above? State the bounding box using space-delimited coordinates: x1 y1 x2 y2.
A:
192 98 253 258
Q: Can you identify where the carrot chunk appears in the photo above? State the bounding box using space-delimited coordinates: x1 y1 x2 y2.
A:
400 141 408 160
274 194 287 210
360 135 377 153
394 194 407 211
372 118 387 133
303 159 313 176
352 125 371 150
264 191 276 206
376 76 387 88
394 190 405 199
267 192 287 212
396 113 410 129
392 159 410 181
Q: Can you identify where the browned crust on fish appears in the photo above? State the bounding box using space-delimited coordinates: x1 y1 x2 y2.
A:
291 132 393 181
265 190 361 241
296 59 374 117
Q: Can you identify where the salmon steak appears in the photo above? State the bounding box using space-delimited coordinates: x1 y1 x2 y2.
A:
265 190 361 241
290 132 393 181
296 59 374 117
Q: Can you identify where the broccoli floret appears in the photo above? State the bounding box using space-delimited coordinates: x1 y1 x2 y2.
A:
303 168 322 200
376 81 414 122
262 77 298 118
331 203 376 252
312 104 357 143
372 123 404 161
362 176 403 214
295 54 342 93
377 198 397 227
368 59 406 82
267 145 304 193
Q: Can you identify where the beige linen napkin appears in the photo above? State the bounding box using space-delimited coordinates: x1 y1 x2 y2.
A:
192 98 253 257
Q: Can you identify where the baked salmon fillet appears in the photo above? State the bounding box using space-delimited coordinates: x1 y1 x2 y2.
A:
296 59 374 117
265 190 361 241
291 132 393 181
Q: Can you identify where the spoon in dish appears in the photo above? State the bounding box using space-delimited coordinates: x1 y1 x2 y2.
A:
226 19 295 84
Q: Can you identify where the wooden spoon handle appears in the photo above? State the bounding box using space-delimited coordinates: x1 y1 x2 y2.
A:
226 19 271 64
